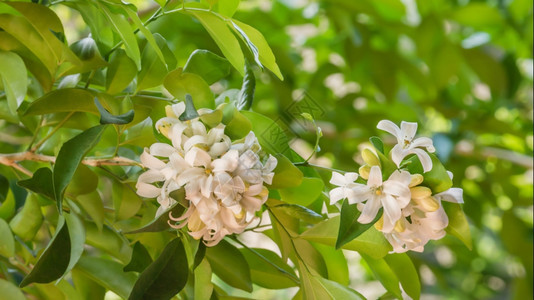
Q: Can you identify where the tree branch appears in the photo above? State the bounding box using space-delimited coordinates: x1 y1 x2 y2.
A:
0 151 142 170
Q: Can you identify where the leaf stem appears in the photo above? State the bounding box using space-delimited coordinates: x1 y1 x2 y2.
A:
31 111 75 152
293 161 346 174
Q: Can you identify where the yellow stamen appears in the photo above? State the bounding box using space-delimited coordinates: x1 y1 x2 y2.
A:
395 219 406 232
375 189 382 195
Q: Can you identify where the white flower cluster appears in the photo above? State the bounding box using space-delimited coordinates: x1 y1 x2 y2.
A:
136 102 277 246
330 120 463 253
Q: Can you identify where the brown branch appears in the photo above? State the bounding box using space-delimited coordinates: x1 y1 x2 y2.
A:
0 151 142 172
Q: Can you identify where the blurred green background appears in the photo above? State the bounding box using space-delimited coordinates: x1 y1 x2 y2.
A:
56 0 533 298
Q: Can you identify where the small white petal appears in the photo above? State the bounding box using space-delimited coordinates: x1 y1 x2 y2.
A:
390 144 406 167
329 187 345 204
136 182 161 198
367 166 383 187
140 149 166 170
411 148 433 173
377 120 401 142
435 187 464 203
330 172 346 186
149 143 176 157
400 121 418 142
357 195 382 224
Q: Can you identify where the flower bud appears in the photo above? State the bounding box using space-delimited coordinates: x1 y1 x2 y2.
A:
409 174 424 187
359 165 370 180
394 218 406 233
414 196 440 212
410 186 432 199
70 37 98 60
374 215 384 231
362 148 380 166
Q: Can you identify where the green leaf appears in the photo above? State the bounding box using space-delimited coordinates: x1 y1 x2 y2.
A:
75 256 137 299
23 88 98 116
241 111 292 156
94 97 134 125
314 276 365 300
136 33 176 91
369 136 384 154
85 222 132 263
97 2 141 69
66 164 98 196
75 191 105 231
224 109 252 140
53 125 106 211
179 94 200 121
269 154 303 189
188 10 245 75
299 262 364 300
124 7 166 67
312 243 349 285
230 19 283 80
405 153 452 193
240 247 298 289
0 218 15 257
360 254 402 299
0 51 27 114
63 212 86 279
17 167 55 200
124 242 153 273
112 183 142 221
194 259 214 299
184 49 231 85
236 61 255 111
20 216 70 287
336 199 382 249
0 189 16 220
206 239 252 292
443 202 472 250
106 49 137 94
215 0 240 17
9 193 43 241
279 177 324 206
164 68 215 109
384 253 421 300
451 3 504 28
129 238 189 300
71 269 107 300
193 242 207 269
0 279 25 300
272 204 324 224
128 201 186 234
300 216 392 259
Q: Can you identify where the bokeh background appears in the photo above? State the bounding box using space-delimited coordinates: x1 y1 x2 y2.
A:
56 0 533 299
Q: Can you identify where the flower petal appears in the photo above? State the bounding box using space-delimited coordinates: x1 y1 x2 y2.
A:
411 148 433 173
390 144 406 167
377 120 401 142
330 172 346 186
185 147 212 167
435 187 464 203
140 149 166 170
400 121 418 142
150 143 176 157
381 194 401 232
357 195 382 224
367 166 383 187
411 137 435 152
136 182 161 198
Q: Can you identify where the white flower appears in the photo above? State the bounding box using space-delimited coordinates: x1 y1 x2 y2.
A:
138 102 277 246
328 172 360 205
377 120 435 173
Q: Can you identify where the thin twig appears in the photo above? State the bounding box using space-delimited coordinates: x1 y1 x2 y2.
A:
0 151 142 168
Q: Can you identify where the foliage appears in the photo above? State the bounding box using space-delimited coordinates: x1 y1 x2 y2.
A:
0 0 532 299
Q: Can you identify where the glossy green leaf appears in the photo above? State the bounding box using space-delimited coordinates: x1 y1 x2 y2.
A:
241 111 292 156
164 68 215 109
76 256 137 299
184 49 232 85
240 247 298 289
85 222 132 263
17 167 54 200
294 238 328 277
336 199 382 249
279 177 324 206
406 153 452 193
206 239 252 292
369 136 384 154
0 189 16 220
179 94 200 121
299 262 364 300
128 200 186 234
272 203 324 224
53 125 106 211
72 269 107 300
384 253 421 300
124 242 153 273
0 51 27 114
23 88 98 116
95 97 134 125
75 191 105 231
9 193 42 241
443 202 472 250
136 33 176 91
224 109 252 140
300 216 392 259
0 218 15 257
124 7 166 67
20 216 70 287
236 61 255 110
313 243 349 285
0 279 25 300
215 0 240 17
269 154 303 189
360 254 402 299
97 2 141 69
194 259 214 300
230 19 283 80
106 49 137 94
112 183 142 221
63 212 86 279
66 164 98 196
188 10 245 75
129 238 189 300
